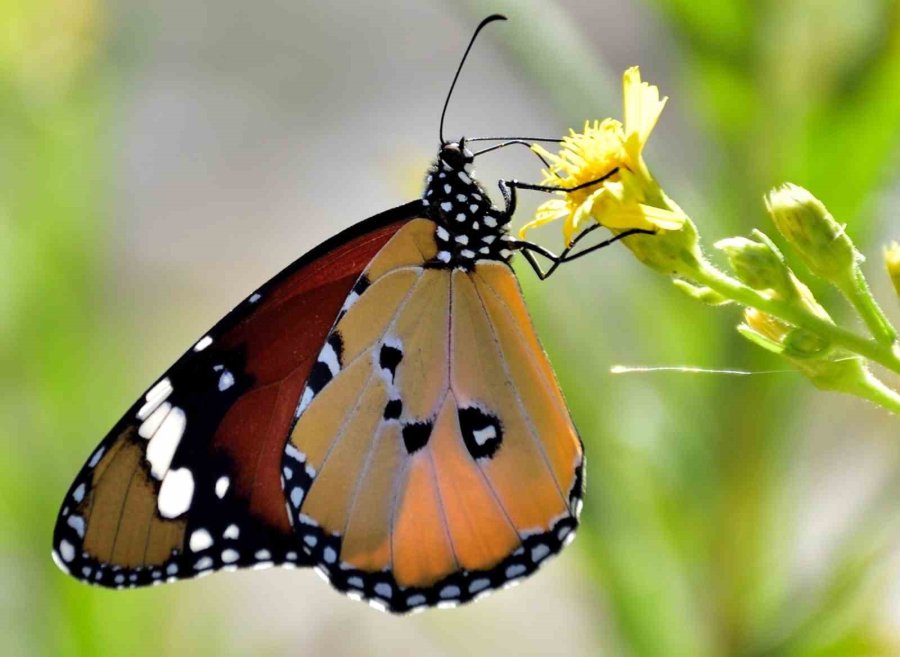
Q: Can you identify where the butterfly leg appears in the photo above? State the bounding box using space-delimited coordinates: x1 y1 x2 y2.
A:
495 166 620 218
501 166 620 196
509 226 654 280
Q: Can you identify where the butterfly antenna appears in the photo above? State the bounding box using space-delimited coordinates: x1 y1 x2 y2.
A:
439 14 507 145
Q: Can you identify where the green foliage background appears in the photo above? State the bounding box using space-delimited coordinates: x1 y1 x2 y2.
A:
2 1 898 655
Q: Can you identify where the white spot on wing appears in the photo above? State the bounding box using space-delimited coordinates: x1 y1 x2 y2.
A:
189 528 213 552
194 556 213 571
222 549 239 564
506 564 527 578
290 487 304 508
472 426 496 446
296 387 314 417
440 585 461 599
59 540 75 563
157 467 194 518
319 342 340 377
341 291 360 313
215 476 230 499
137 378 173 420
87 446 105 468
193 335 213 352
138 402 171 439
469 578 490 593
223 524 239 540
67 515 85 538
531 544 551 562
72 483 85 503
218 370 235 391
146 406 186 479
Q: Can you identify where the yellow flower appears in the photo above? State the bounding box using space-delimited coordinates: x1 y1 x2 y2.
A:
885 241 900 296
520 67 686 245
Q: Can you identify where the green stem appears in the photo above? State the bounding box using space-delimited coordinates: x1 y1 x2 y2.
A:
836 266 898 346
692 261 900 375
845 370 900 415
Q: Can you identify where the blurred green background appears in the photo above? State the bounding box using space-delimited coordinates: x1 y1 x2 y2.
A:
2 1 899 655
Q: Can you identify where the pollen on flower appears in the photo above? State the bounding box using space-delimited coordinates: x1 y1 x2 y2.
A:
520 66 685 246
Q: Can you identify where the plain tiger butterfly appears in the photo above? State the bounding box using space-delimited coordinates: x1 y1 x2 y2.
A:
52 14 645 614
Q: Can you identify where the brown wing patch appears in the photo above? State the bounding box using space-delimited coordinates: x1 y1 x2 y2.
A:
282 229 584 613
81 431 185 568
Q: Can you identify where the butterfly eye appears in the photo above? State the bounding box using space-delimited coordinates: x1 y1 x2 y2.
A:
439 143 470 169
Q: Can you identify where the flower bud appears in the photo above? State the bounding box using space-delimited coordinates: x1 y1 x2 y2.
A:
885 241 900 297
738 308 790 354
765 183 859 284
615 195 703 278
714 230 793 297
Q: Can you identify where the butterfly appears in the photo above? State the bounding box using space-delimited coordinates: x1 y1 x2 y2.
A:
52 14 643 614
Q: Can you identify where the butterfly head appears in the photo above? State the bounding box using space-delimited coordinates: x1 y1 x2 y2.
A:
437 140 474 170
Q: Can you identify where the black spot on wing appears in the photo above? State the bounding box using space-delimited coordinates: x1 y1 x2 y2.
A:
327 332 343 367
401 421 432 454
458 406 503 460
306 332 343 395
352 274 370 296
378 344 403 383
383 399 402 420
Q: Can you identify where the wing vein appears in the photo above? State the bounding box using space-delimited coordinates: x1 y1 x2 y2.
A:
469 271 568 505
447 273 521 547
302 269 425 501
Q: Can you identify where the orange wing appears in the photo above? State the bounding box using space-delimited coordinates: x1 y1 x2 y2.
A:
282 219 583 613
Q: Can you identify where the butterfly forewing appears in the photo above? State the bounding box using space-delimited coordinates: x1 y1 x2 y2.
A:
282 219 584 613
52 203 419 587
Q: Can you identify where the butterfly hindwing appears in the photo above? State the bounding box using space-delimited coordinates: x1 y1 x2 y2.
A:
52 203 420 588
282 219 584 613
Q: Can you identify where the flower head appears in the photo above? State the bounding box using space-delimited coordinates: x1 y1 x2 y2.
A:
520 67 685 245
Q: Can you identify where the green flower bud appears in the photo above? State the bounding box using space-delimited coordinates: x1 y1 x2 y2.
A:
615 195 704 278
885 241 900 297
765 183 859 284
714 230 794 297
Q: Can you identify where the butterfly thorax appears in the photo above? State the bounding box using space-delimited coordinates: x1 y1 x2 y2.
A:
421 142 512 270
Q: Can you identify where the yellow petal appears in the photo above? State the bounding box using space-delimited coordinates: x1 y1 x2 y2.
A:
623 66 668 152
519 199 570 239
